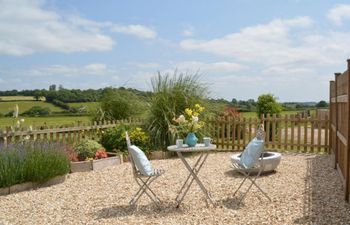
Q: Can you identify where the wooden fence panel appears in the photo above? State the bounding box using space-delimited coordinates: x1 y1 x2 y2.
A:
0 118 144 146
329 59 350 202
207 114 329 153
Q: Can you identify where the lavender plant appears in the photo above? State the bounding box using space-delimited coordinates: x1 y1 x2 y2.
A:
0 141 70 188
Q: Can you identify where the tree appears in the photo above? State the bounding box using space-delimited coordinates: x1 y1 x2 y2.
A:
97 89 142 121
33 90 42 101
49 84 56 91
231 98 238 106
256 94 282 118
316 100 328 108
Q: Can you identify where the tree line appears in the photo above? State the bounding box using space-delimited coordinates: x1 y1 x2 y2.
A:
0 85 151 103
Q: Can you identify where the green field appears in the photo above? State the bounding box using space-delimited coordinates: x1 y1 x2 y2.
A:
241 110 316 119
0 101 63 114
0 116 91 129
0 96 36 101
67 102 99 111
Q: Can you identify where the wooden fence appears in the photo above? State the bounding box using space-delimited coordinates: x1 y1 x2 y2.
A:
0 118 143 146
206 114 329 153
329 59 350 202
1 115 329 154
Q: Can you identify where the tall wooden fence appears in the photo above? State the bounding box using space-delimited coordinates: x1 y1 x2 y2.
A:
329 59 350 202
206 114 329 153
0 118 143 146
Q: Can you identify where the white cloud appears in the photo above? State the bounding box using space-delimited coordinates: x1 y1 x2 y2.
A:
182 25 195 37
133 62 161 69
30 63 116 77
179 16 350 70
327 4 350 25
173 61 247 73
0 0 115 56
0 0 157 56
111 24 157 39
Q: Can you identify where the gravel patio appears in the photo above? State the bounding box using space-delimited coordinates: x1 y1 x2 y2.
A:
0 152 349 225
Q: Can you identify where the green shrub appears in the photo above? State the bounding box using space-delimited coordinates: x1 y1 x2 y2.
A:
100 125 151 153
100 125 129 152
256 94 282 118
22 106 51 116
52 99 70 110
0 141 70 188
74 139 103 160
128 127 151 153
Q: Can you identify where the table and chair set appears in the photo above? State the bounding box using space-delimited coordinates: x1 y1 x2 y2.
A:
125 126 272 208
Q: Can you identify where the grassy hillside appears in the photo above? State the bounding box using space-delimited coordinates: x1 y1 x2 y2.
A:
67 102 99 111
0 96 36 101
0 116 91 128
0 101 63 114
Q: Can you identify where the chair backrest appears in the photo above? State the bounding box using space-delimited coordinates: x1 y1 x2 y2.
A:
125 132 138 175
240 138 265 169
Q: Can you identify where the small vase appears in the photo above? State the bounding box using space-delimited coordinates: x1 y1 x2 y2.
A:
186 132 198 147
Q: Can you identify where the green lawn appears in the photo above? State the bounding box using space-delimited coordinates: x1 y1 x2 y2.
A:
0 116 91 129
0 101 63 114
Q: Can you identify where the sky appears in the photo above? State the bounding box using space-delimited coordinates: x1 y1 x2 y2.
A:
1 0 350 102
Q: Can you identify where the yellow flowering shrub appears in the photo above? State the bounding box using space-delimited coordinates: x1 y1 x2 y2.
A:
170 104 205 138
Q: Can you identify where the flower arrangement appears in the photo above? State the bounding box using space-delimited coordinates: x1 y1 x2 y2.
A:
170 104 205 138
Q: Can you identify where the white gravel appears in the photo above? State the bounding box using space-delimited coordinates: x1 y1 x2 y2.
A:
0 152 349 225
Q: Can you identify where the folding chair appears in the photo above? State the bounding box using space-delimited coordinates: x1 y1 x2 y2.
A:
231 126 271 205
125 132 165 206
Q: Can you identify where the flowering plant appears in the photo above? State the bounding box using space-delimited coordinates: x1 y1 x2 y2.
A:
170 104 205 138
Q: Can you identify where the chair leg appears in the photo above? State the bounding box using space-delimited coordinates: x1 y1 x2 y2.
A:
138 177 161 203
248 177 271 201
129 176 161 206
232 175 248 197
235 170 271 205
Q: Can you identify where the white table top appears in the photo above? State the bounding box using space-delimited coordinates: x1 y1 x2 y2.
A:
167 143 217 152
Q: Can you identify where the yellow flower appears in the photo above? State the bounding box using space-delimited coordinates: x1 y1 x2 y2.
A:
185 108 193 116
193 112 199 117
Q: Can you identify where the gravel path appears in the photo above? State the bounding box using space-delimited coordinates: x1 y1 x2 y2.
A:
0 152 349 225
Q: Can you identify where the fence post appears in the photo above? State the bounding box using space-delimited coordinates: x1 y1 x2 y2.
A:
345 59 350 201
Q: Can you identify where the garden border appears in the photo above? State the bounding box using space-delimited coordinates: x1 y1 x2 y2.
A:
0 174 67 196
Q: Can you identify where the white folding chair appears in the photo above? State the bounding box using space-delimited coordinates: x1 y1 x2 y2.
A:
231 127 271 205
125 132 164 206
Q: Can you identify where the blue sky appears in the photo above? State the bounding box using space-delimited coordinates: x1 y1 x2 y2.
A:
1 0 350 101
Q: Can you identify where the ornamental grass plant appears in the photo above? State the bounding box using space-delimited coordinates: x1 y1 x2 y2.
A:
146 72 207 149
0 141 70 188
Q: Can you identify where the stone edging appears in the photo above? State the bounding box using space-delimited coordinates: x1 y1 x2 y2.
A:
0 174 67 196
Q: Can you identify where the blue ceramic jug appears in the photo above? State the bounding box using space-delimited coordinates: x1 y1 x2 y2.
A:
186 132 198 147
